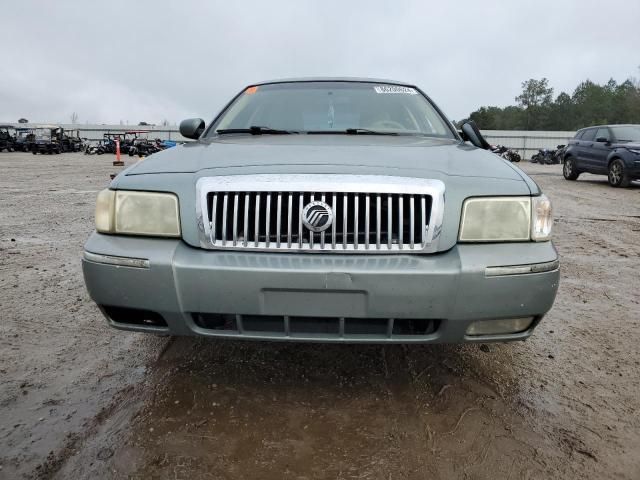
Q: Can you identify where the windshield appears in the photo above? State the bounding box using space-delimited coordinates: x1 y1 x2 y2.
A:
208 82 455 138
610 125 640 143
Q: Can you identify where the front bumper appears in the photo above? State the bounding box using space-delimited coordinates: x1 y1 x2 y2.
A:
82 233 559 343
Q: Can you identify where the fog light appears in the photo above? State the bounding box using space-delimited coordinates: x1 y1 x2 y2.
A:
466 317 534 336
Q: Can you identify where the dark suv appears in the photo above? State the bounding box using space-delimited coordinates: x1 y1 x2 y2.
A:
563 124 640 187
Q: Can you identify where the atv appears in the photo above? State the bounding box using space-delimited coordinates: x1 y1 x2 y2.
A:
0 125 16 152
30 126 64 154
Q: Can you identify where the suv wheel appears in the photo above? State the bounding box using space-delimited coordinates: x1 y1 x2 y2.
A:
608 159 630 187
563 157 579 180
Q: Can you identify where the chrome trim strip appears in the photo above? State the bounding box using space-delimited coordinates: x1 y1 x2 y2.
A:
83 251 150 269
485 259 560 277
195 174 446 254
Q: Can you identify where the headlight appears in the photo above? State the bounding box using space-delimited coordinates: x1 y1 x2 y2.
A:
459 195 552 242
95 189 181 237
628 149 640 155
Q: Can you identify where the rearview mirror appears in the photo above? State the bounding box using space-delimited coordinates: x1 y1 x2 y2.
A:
179 118 206 140
460 120 491 150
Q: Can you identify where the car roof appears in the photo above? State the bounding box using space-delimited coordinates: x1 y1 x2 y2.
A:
251 77 417 87
579 124 640 131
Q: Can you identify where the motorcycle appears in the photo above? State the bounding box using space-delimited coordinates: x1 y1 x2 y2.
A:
531 148 556 165
554 145 566 164
490 144 521 163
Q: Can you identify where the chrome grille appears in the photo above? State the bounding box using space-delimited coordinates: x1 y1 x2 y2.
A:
196 175 445 253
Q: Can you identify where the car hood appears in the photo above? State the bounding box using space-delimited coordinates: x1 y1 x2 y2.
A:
125 135 526 182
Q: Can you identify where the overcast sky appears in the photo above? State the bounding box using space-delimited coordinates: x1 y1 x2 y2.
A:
1 0 639 125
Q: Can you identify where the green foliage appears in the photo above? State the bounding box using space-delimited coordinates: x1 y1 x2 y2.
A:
468 76 640 131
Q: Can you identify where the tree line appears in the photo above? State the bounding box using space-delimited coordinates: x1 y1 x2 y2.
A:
466 76 640 131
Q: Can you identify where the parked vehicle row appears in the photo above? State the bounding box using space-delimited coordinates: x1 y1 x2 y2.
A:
84 132 178 157
563 124 640 187
0 125 86 154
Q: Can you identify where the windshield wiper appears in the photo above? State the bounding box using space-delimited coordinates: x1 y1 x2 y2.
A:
216 126 298 135
346 128 399 135
307 128 399 136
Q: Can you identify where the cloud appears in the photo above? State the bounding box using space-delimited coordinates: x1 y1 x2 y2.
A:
2 0 639 124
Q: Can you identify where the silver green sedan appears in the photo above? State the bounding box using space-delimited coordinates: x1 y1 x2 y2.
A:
82 78 559 343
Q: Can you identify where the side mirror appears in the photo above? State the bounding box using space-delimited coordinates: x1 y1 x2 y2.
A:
460 120 491 150
596 137 609 143
179 118 206 140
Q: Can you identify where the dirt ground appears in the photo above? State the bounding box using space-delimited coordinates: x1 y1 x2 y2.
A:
1 152 639 480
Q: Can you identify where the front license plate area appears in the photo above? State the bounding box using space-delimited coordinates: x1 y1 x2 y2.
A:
260 289 367 317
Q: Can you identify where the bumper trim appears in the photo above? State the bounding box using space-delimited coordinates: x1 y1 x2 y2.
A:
84 251 150 269
485 258 559 277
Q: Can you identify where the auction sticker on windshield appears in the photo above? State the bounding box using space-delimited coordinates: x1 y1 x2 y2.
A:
373 85 418 94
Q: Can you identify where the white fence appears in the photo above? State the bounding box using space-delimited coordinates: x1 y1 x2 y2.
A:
4 123 576 159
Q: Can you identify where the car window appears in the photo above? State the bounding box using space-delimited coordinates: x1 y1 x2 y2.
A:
581 129 596 141
574 130 584 139
610 125 640 143
209 82 455 138
594 128 610 141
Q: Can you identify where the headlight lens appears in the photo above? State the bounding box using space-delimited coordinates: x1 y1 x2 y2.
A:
459 195 552 242
95 189 181 237
459 197 531 241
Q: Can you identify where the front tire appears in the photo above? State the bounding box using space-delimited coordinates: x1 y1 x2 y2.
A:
563 157 579 180
608 159 631 187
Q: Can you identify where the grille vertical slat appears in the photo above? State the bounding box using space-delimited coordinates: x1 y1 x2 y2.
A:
376 194 381 250
222 193 228 245
232 193 239 246
320 194 326 249
205 188 433 252
332 193 337 249
354 195 359 250
276 193 282 248
254 193 260 247
298 193 304 248
211 193 218 245
343 193 348 249
243 193 249 247
410 195 415 249
287 193 292 248
421 196 426 247
398 196 403 249
387 195 392 249
309 193 314 249
365 194 370 250
265 193 271 247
